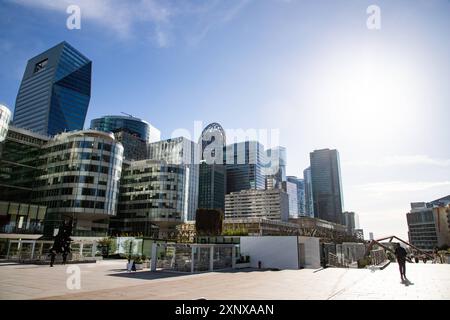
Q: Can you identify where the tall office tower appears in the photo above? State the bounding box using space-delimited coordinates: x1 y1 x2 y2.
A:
33 130 123 237
0 104 11 142
282 180 299 218
225 141 267 193
197 123 227 210
113 159 191 239
147 137 199 221
287 176 306 216
265 147 287 189
303 167 314 217
310 149 344 224
343 211 356 235
13 42 92 136
90 115 160 160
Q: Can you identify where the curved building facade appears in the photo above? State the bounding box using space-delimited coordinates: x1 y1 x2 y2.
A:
0 104 11 142
33 130 123 236
90 115 159 143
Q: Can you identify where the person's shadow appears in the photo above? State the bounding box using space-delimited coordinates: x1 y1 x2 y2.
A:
401 277 414 286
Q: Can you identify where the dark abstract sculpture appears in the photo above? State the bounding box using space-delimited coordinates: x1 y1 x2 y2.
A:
49 219 73 267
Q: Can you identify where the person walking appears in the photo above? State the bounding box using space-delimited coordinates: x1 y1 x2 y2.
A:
394 243 407 281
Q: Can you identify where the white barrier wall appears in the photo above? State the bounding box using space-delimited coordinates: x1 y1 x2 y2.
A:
298 236 321 269
240 236 299 269
239 236 321 270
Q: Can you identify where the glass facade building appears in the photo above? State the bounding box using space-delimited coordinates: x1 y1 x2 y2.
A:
0 125 49 235
287 176 306 217
32 130 123 237
303 167 314 217
310 149 344 224
113 159 189 238
0 126 48 202
265 147 287 189
225 141 266 193
90 115 161 143
147 137 199 221
13 42 92 136
283 180 299 218
0 104 11 142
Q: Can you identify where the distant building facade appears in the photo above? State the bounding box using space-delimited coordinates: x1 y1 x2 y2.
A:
113 159 190 238
225 189 289 222
407 196 450 251
282 180 299 218
310 149 344 224
147 137 199 221
225 141 266 193
343 211 356 235
287 176 306 216
303 167 314 218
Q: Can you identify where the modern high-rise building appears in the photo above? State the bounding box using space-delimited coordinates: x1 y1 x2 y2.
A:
310 149 344 224
225 141 266 193
287 176 306 216
90 115 160 161
343 211 356 235
32 130 123 237
303 167 314 217
113 159 190 238
197 123 226 211
407 196 450 251
282 180 299 218
265 146 287 189
0 104 11 142
147 137 199 221
13 42 92 136
225 189 289 222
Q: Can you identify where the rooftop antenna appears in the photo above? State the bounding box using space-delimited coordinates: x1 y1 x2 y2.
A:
121 112 134 118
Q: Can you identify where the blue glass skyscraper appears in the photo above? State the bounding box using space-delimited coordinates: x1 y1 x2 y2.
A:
13 41 91 136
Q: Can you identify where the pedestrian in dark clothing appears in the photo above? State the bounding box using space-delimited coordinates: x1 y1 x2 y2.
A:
394 244 407 281
49 248 57 267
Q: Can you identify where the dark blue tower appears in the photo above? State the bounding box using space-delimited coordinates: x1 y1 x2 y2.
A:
13 41 91 136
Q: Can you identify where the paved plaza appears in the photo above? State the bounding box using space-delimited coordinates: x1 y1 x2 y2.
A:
0 260 449 300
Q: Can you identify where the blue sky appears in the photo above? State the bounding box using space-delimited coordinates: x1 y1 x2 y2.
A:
1 0 449 239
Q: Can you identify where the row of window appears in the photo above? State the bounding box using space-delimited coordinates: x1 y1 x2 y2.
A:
119 202 182 210
33 187 107 198
120 193 180 202
35 175 106 186
42 199 106 209
45 141 114 153
43 163 111 175
46 152 112 164
121 176 181 184
120 184 181 193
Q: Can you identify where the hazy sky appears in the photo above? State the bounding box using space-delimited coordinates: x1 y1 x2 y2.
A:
1 0 449 240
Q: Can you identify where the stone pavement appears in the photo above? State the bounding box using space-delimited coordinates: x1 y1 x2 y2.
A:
0 260 449 300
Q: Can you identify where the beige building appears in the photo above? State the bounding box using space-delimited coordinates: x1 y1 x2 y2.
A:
225 189 289 221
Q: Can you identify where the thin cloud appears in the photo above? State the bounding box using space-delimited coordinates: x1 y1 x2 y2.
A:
344 155 450 167
8 0 250 47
